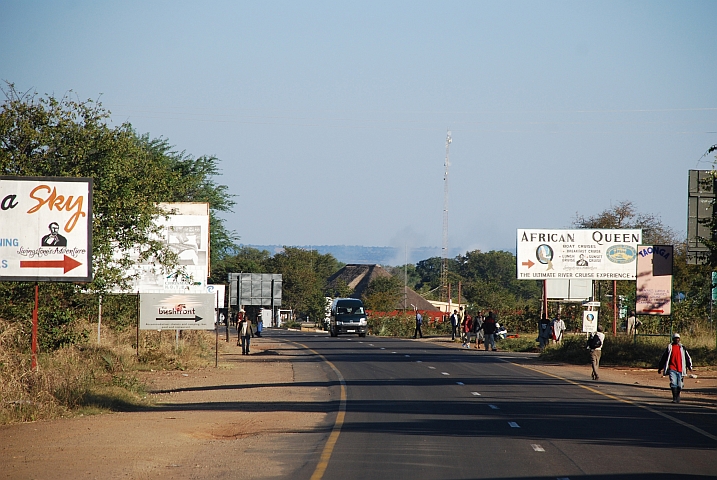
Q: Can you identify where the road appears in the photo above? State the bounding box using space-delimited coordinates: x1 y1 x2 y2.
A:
271 329 717 480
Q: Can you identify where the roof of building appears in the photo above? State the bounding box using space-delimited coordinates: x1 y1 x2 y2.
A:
326 264 437 312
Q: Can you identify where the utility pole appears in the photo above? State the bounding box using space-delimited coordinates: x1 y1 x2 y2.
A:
441 130 452 302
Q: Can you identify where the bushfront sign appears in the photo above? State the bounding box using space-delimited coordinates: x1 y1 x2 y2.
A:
516 229 642 280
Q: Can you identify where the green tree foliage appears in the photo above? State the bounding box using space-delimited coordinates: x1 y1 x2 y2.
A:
208 246 271 283
362 275 403 312
265 247 342 323
572 200 678 245
0 84 237 347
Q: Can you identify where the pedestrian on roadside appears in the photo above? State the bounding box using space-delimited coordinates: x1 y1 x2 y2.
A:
587 325 605 380
462 315 473 348
482 312 498 351
538 316 552 351
239 315 255 355
236 309 245 346
458 307 467 345
450 310 459 341
551 314 566 344
414 310 423 339
256 312 263 338
473 311 484 349
626 311 642 337
658 333 693 403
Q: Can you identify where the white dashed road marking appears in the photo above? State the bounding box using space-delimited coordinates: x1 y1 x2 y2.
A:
531 444 545 452
456 382 464 385
471 392 481 396
441 372 450 376
428 366 436 369
404 355 410 357
489 405 499 409
508 422 520 428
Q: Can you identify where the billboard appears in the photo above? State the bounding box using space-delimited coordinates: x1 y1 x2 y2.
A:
517 229 642 280
0 176 92 282
687 170 714 265
139 293 215 330
111 203 209 293
229 273 282 307
636 245 673 315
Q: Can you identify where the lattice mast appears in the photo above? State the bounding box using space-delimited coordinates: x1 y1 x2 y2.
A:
441 130 452 302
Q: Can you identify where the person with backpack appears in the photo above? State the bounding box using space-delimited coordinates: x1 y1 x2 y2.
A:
587 325 605 380
482 311 498 351
657 333 693 403
538 316 552 351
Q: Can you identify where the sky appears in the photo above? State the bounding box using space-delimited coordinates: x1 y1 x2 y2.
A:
2 1 716 257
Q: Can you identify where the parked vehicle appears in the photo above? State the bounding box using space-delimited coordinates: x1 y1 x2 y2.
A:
329 298 367 337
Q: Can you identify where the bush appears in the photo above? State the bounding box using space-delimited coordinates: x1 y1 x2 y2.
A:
540 332 717 367
368 313 451 337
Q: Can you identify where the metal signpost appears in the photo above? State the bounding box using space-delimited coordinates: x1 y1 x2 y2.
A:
0 176 93 369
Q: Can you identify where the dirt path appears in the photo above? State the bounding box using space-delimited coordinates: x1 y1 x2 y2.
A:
0 334 336 480
2 332 715 479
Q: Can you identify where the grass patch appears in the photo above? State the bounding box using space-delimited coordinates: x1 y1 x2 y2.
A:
368 314 451 337
0 319 220 424
540 331 717 367
495 335 540 353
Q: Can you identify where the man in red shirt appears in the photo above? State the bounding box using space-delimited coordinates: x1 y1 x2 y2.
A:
658 333 693 403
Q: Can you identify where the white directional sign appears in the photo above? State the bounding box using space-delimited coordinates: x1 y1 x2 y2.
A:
139 293 215 330
0 176 92 282
517 229 642 280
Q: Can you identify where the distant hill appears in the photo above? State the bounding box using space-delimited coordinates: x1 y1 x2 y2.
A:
242 245 466 265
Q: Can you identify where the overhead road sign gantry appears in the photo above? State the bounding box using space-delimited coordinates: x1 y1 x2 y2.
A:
516 229 642 280
0 176 92 282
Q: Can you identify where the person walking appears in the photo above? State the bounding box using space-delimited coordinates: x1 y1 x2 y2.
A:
482 312 497 351
658 333 693 403
473 311 484 349
413 310 423 339
587 325 605 380
239 315 255 355
462 315 473 348
538 316 552 351
450 310 459 341
458 307 467 345
551 314 566 344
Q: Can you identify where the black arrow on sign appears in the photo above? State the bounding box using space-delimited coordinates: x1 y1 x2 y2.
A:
155 316 203 322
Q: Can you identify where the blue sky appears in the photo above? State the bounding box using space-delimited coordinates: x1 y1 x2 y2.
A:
2 1 716 256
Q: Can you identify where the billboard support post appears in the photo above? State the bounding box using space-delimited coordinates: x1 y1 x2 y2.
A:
136 292 140 357
613 281 618 337
32 283 38 371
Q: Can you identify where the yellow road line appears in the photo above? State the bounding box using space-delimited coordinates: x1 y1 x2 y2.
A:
510 361 717 443
292 341 347 480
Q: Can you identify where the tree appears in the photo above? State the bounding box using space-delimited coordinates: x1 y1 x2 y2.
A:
0 84 237 347
572 200 678 245
266 247 342 322
362 276 403 312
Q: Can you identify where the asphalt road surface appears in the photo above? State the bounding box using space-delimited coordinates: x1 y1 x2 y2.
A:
270 329 717 480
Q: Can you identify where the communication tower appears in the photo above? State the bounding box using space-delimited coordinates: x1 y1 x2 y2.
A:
441 130 452 302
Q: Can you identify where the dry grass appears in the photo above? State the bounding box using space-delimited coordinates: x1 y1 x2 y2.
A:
540 325 717 368
0 319 220 425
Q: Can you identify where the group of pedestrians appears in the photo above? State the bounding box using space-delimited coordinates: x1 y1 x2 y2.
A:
447 308 498 351
538 314 567 351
